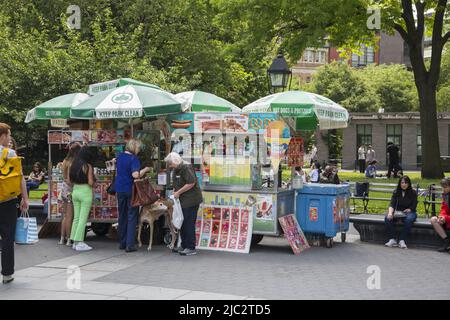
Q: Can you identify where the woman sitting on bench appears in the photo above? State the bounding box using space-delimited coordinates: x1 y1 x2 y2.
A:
384 175 418 249
26 162 45 194
430 177 450 253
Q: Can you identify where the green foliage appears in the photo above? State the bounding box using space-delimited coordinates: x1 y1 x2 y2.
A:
299 62 419 113
356 64 419 112
0 0 270 165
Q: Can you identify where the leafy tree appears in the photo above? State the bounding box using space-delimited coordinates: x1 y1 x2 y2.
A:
217 0 449 178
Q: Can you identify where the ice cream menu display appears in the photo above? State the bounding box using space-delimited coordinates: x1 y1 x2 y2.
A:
49 171 118 221
278 214 310 255
201 191 277 236
196 204 253 254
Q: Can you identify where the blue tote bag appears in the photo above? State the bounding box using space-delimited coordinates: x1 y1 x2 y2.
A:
15 211 39 244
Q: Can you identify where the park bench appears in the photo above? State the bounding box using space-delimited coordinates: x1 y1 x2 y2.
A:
347 181 447 248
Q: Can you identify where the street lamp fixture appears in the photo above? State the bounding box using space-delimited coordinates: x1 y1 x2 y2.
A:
267 52 292 93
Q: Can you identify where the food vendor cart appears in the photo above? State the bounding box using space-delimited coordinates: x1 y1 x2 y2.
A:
166 111 296 246
242 91 351 247
25 79 184 236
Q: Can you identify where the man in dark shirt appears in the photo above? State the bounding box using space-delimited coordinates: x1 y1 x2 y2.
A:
386 142 403 178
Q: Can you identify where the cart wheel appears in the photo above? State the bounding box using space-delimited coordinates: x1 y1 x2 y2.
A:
341 232 346 243
326 237 333 248
92 223 111 237
251 234 264 245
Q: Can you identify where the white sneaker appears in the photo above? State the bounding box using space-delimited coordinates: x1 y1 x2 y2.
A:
58 238 65 245
385 239 397 247
66 240 73 247
399 240 408 249
75 242 92 252
72 242 77 250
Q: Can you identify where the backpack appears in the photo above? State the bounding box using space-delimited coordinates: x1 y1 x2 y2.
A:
0 148 23 202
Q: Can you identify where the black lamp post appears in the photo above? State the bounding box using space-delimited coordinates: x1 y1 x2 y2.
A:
267 52 292 93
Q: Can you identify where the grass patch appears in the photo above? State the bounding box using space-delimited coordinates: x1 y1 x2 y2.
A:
29 183 48 200
281 168 447 218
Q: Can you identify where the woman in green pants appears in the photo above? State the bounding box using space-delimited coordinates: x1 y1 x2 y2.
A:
69 147 95 252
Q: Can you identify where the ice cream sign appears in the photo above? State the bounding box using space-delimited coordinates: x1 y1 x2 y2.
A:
263 120 290 172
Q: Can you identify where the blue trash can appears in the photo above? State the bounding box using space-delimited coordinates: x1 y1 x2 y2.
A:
295 184 350 247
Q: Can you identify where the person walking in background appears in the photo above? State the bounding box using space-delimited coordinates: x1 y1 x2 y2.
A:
386 142 403 178
357 145 366 173
430 177 450 253
165 152 203 256
59 142 81 246
384 176 417 249
0 123 29 284
115 139 151 252
69 147 95 252
366 145 376 164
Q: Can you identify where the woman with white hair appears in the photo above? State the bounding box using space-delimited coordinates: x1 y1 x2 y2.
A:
165 152 203 256
115 139 150 252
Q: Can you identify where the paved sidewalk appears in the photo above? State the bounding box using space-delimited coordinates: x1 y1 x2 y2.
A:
1 229 449 300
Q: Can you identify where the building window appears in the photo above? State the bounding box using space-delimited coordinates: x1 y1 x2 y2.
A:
386 124 402 163
351 45 375 67
356 124 372 157
316 51 326 64
417 125 422 165
303 50 314 63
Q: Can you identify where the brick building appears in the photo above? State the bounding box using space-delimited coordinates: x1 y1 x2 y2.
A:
341 112 450 170
292 31 412 85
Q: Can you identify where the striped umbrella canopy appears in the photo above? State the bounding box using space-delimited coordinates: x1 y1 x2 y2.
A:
71 85 183 119
242 91 349 130
25 93 90 123
175 91 241 113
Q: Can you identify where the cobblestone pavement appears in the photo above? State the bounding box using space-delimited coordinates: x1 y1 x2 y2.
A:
0 228 449 300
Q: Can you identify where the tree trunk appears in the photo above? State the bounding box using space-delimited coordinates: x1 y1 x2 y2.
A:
417 83 444 179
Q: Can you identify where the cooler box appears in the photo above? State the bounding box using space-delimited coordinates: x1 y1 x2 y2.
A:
295 184 350 238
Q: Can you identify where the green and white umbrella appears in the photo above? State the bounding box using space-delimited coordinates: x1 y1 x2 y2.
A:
87 78 160 95
71 85 183 120
175 91 241 113
242 91 349 130
25 93 90 123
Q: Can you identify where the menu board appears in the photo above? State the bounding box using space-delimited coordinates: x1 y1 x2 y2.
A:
278 214 310 255
287 137 305 167
248 113 278 133
48 130 72 144
222 114 248 133
196 204 253 253
48 129 131 145
194 113 222 133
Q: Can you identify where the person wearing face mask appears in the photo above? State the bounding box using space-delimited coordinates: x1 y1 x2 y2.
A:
384 176 418 249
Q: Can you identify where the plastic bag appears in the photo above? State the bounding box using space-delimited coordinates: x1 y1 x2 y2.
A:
170 195 184 230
